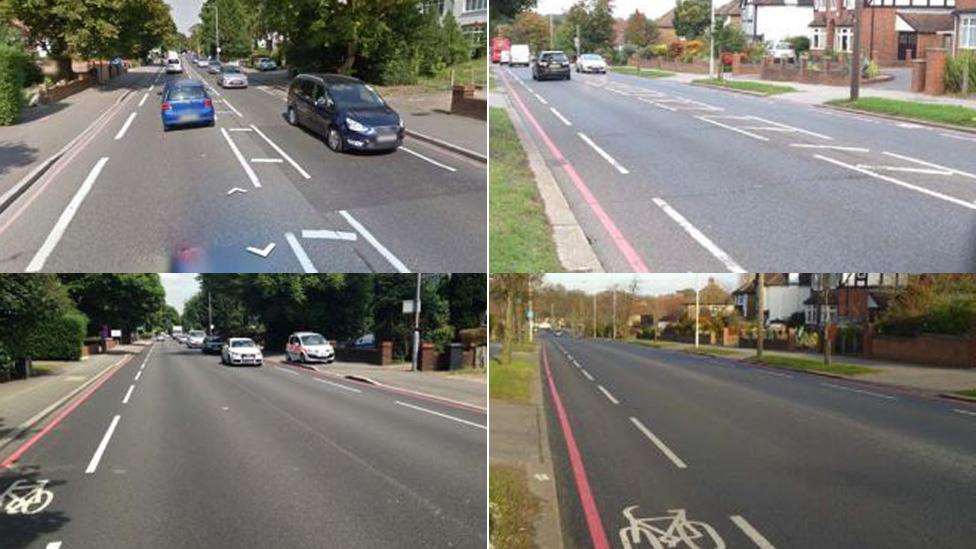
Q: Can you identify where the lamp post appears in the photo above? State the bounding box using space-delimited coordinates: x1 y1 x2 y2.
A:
709 0 716 78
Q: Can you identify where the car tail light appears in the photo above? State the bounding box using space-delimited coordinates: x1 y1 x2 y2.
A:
161 103 172 111
204 98 213 108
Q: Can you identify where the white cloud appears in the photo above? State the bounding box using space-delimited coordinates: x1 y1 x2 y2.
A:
534 0 675 19
160 273 200 313
543 273 742 295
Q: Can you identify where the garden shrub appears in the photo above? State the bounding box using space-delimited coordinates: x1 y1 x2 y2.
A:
28 309 88 361
0 342 12 381
650 43 669 58
0 43 31 125
945 52 976 94
668 41 684 60
787 36 810 55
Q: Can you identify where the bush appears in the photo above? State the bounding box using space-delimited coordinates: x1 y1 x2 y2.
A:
0 342 12 381
668 41 684 60
684 40 705 57
0 44 31 125
28 310 88 361
428 324 455 353
650 43 669 58
945 52 976 94
787 36 810 55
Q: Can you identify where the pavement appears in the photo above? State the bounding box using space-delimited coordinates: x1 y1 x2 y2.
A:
537 334 976 549
496 64 976 272
383 93 487 159
0 57 485 273
0 338 485 548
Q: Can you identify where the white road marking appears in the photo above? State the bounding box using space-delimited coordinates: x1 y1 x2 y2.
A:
533 92 549 105
284 231 317 273
138 93 148 107
814 154 976 211
697 115 769 141
228 127 253 132
753 369 792 379
953 408 976 417
597 385 620 405
122 384 135 404
549 107 572 126
46 543 62 549
250 158 283 163
581 369 595 381
730 515 776 549
226 187 248 195
85 415 121 474
750 116 832 139
940 132 976 142
629 417 687 469
856 165 952 176
248 124 311 179
134 370 142 381
822 382 897 401
534 473 550 481
113 112 137 140
338 210 409 273
315 378 362 393
789 144 868 152
395 401 486 430
652 197 745 273
301 229 357 241
882 151 976 180
400 146 457 172
577 132 629 174
246 242 276 258
26 157 110 272
221 97 243 117
220 128 262 188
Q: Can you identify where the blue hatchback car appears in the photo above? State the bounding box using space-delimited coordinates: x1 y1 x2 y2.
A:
161 80 214 131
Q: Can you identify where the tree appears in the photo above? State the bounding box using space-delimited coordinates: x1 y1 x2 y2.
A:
491 0 538 22
623 9 657 48
489 274 540 365
441 274 486 338
0 274 71 364
60 274 166 341
583 0 615 51
511 11 549 53
372 274 450 359
672 0 711 40
198 0 255 60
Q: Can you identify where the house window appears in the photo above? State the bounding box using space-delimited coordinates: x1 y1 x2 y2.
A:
421 0 446 16
962 15 976 49
837 27 853 52
464 0 486 12
814 0 826 9
812 27 825 49
843 0 855 8
463 24 486 47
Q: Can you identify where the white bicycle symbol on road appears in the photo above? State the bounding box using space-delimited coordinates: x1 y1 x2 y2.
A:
619 506 726 549
0 479 54 515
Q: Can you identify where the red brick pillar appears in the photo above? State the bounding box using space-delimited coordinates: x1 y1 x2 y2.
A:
380 341 393 365
419 342 436 371
731 53 741 75
924 48 947 95
911 59 927 93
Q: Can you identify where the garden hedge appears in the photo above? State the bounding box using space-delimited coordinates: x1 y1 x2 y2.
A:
28 309 88 361
0 44 30 125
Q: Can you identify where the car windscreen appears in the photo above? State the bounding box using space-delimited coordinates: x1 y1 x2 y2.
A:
167 59 179 64
222 66 241 73
167 87 205 101
328 83 385 109
231 339 255 348
581 54 602 61
189 331 205 337
301 334 327 345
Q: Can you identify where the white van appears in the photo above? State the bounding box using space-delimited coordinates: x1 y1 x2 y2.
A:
509 44 530 67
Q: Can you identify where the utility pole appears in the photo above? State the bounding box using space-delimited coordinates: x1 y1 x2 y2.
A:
694 275 700 349
411 273 422 372
207 291 213 336
757 274 765 359
849 0 862 100
592 292 597 338
612 288 617 340
709 0 716 78
575 24 581 59
822 273 833 366
549 14 554 49
527 287 534 343
214 2 220 62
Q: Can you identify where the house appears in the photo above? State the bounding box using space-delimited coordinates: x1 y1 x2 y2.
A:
717 0 744 28
809 0 955 65
655 8 678 43
683 277 735 318
953 0 976 53
732 273 813 325
425 0 487 47
803 273 907 327
740 0 815 43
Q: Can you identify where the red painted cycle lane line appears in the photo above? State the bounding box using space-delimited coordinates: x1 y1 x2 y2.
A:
498 68 650 272
541 343 611 549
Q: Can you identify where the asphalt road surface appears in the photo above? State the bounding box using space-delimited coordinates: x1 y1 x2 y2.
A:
539 335 976 549
497 66 976 272
0 340 486 548
0 60 486 272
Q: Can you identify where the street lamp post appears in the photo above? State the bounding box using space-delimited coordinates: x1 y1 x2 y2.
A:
850 0 862 100
709 0 716 78
411 273 422 372
757 274 765 359
694 275 700 349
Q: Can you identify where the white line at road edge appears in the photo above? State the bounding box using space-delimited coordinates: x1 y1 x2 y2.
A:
882 151 976 180
730 515 777 549
276 367 299 376
400 146 458 172
85 414 121 474
138 93 148 107
114 113 136 141
652 198 746 273
315 378 362 393
221 97 243 117
696 116 769 141
549 107 572 126
220 128 262 188
26 157 110 272
248 124 311 179
338 210 409 273
45 543 62 549
597 385 620 405
122 384 135 404
577 132 630 174
629 416 688 469
821 382 897 401
581 369 594 381
284 232 317 273
395 401 486 430
953 408 976 417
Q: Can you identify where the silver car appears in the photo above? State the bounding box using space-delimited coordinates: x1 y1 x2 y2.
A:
221 338 263 366
217 65 248 88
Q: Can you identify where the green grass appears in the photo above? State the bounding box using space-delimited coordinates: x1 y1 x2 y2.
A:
630 339 679 349
609 66 674 78
684 347 743 358
489 357 536 403
416 57 487 91
489 107 562 271
754 355 881 376
490 464 540 549
954 389 976 398
827 97 976 128
692 78 796 95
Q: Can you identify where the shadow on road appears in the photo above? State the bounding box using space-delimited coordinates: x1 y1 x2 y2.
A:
0 142 39 178
0 465 70 548
15 102 70 125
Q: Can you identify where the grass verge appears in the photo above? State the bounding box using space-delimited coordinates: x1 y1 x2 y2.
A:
489 107 562 271
489 356 536 403
490 464 540 549
954 389 976 398
631 339 680 349
609 66 674 78
683 347 743 358
826 97 976 128
417 58 487 91
754 355 881 376
692 78 796 95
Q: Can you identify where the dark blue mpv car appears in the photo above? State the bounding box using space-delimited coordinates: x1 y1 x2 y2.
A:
161 80 214 131
285 74 403 153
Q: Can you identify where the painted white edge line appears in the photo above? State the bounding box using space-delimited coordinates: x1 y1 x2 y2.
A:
220 128 262 188
395 401 486 430
338 210 409 273
749 115 833 140
581 369 594 381
221 97 243 117
122 384 135 404
789 144 868 152
284 231 317 273
250 158 283 163
696 115 769 141
228 128 253 132
248 124 311 179
315 378 362 393
953 408 976 417
821 382 897 401
400 146 457 173
577 132 629 174
276 366 299 376
26 157 110 272
85 414 121 474
652 197 745 273
629 416 688 469
138 93 148 107
597 385 620 405
115 113 136 142
730 515 776 549
882 150 976 180
549 107 572 126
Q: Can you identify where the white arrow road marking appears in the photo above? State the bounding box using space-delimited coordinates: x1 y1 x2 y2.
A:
246 242 276 257
730 515 776 548
302 229 357 241
284 232 317 273
226 187 248 195
395 401 486 430
629 416 687 469
85 415 121 474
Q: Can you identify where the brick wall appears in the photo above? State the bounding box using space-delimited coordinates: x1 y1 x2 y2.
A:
864 8 900 65
867 333 976 368
451 85 486 120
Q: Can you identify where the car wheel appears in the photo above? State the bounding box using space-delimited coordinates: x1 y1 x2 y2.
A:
326 127 344 153
566 74 571 81
300 352 308 364
287 107 298 126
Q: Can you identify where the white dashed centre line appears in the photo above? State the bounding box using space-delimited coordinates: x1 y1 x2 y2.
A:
533 92 549 105
821 382 897 401
114 112 137 140
549 107 572 126
581 369 594 381
577 132 629 174
85 415 121 474
221 97 243 117
953 408 976 417
652 197 745 273
134 370 142 381
730 515 777 549
395 401 486 430
597 385 620 405
629 416 687 469
122 384 135 404
138 93 148 107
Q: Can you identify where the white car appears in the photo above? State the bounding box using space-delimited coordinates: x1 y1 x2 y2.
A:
221 338 263 366
286 332 335 364
509 44 530 67
576 53 607 73
500 50 511 65
155 334 165 341
165 58 183 74
186 330 206 348
217 65 248 88
767 41 796 62
196 58 210 68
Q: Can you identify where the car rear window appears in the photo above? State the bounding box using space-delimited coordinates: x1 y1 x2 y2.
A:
167 59 179 64
222 66 241 73
542 53 568 63
168 87 205 101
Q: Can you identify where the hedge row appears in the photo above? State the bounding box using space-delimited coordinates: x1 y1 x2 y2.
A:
28 310 88 361
0 44 32 125
879 298 976 337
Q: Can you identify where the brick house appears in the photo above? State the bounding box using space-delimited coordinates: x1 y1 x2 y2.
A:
803 273 908 328
954 0 976 53
732 273 814 324
718 0 745 27
741 0 816 43
809 0 955 65
655 8 678 43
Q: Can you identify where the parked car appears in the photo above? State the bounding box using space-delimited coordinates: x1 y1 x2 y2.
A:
217 65 248 88
160 80 214 131
509 44 531 67
286 74 404 153
256 57 277 71
347 333 375 349
221 338 263 366
196 58 210 68
286 332 335 364
155 333 166 341
202 336 224 354
207 60 222 74
767 41 796 62
575 53 607 74
165 57 183 74
532 51 571 81
500 49 511 65
185 330 206 349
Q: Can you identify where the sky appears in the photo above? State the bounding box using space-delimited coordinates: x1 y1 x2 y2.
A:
535 0 674 19
160 273 200 314
166 0 203 33
544 273 742 295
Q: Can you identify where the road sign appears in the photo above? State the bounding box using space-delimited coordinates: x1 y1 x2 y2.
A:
110 329 122 338
527 309 534 320
402 300 415 314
